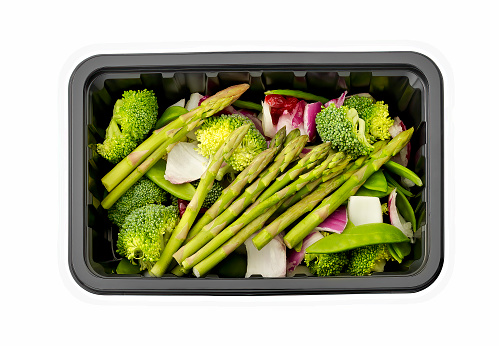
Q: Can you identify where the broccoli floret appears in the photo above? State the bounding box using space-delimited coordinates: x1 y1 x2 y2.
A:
347 244 395 276
195 114 267 173
343 94 375 117
97 89 158 163
191 180 223 208
116 204 179 271
315 105 374 157
361 101 394 142
304 252 349 276
108 178 168 227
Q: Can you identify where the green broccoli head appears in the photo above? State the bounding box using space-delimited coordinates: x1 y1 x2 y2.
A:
347 244 394 276
191 180 224 209
108 178 168 227
114 89 159 141
343 94 375 117
195 114 267 172
304 252 349 276
315 105 374 157
96 89 158 163
361 101 394 142
116 204 179 271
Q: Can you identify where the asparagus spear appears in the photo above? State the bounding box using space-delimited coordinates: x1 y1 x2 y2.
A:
192 199 287 278
180 150 346 271
101 84 250 192
101 118 203 209
282 128 414 249
183 128 286 243
172 135 308 265
149 125 250 277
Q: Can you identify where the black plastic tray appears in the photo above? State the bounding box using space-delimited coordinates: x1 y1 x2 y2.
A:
69 51 444 295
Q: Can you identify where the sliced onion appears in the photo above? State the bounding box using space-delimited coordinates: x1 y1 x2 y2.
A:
164 142 208 184
314 205 348 234
286 231 324 273
261 101 277 137
303 101 322 141
388 189 413 241
185 93 204 111
325 91 348 108
347 196 383 226
245 233 286 278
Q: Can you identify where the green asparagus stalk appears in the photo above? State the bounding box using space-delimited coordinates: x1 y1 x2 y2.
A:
252 153 375 250
283 128 301 147
255 142 331 202
101 84 250 192
282 128 415 249
149 125 250 277
172 135 308 265
192 199 287 278
180 150 346 271
183 128 286 243
101 118 203 209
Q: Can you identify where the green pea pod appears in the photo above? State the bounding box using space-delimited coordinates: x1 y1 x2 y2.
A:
355 185 393 198
384 171 414 197
388 242 412 263
154 106 188 130
363 170 388 192
232 100 263 112
116 258 142 274
145 159 196 200
265 89 329 104
306 223 410 254
395 189 417 232
384 160 423 187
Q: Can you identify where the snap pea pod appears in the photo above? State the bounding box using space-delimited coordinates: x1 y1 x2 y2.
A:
144 159 196 201
154 106 188 130
395 189 417 232
264 89 329 104
384 171 414 197
363 170 388 192
232 100 263 112
305 223 410 254
388 242 412 263
384 160 423 187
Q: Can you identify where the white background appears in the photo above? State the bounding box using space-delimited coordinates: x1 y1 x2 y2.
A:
1 1 495 344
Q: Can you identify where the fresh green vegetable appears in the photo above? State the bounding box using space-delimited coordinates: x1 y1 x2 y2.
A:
96 89 159 164
100 84 250 192
343 94 375 116
395 189 417 232
355 185 393 198
363 170 388 192
195 113 267 173
315 105 373 157
107 177 168 227
347 244 395 276
304 252 349 277
191 180 224 209
115 258 142 274
172 135 307 267
232 100 263 112
361 101 394 142
264 89 329 104
116 204 180 271
384 170 414 197
388 242 412 263
144 159 196 200
155 106 188 129
305 223 410 254
384 160 423 187
149 125 250 277
282 128 414 249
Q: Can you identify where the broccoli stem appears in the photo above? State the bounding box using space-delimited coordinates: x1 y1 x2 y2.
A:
149 125 251 277
101 84 250 192
282 128 414 249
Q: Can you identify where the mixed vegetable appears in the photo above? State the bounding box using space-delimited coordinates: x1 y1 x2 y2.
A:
93 83 424 278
